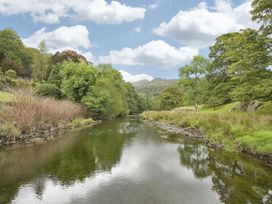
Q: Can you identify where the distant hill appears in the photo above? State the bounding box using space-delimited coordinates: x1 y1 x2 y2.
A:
133 78 177 97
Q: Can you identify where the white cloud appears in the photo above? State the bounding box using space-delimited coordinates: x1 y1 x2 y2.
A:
153 0 258 48
23 25 95 62
0 0 146 24
99 40 198 67
134 27 142 33
148 4 159 10
119 70 154 83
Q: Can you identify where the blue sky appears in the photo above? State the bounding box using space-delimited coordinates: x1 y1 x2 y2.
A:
0 0 256 82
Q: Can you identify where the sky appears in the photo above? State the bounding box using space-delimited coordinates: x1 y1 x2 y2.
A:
0 0 258 82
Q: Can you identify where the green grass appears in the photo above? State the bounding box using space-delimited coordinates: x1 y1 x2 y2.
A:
0 91 13 102
141 110 272 158
71 117 94 128
256 101 272 114
236 131 272 154
200 102 240 113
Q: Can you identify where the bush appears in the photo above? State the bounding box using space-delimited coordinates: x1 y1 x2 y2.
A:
34 83 62 99
5 90 84 132
5 69 17 79
71 117 94 128
0 122 20 141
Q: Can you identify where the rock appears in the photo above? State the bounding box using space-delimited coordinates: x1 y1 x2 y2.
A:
30 138 45 145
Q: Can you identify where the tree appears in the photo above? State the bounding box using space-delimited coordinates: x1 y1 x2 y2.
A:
251 0 272 35
60 61 96 102
0 29 32 77
160 86 183 110
27 42 51 82
209 29 272 103
51 50 88 65
82 64 131 118
38 41 49 81
48 63 62 87
179 56 210 110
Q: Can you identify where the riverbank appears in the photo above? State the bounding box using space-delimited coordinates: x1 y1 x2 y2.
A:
0 90 101 148
141 111 272 166
0 119 101 148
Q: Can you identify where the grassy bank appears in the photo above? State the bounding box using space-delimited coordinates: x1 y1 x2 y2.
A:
141 110 272 162
0 91 12 102
0 90 94 146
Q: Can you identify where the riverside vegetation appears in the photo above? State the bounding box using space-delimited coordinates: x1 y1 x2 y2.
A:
0 30 145 146
141 0 272 165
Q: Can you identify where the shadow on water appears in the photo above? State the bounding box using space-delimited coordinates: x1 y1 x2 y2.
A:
0 118 136 203
177 140 272 204
0 117 271 204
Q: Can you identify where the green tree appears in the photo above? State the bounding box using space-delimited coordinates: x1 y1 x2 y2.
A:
0 29 32 77
209 29 272 103
179 56 210 110
160 86 183 110
60 61 96 102
251 0 272 35
48 63 62 87
82 64 130 118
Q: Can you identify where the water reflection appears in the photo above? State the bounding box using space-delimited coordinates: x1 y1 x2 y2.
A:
0 118 271 204
178 141 272 203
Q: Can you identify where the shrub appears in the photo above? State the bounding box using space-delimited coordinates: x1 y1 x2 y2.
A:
5 69 17 79
34 83 62 99
71 117 94 128
7 90 84 132
0 122 20 141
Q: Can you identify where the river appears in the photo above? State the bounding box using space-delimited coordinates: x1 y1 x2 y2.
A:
0 117 271 204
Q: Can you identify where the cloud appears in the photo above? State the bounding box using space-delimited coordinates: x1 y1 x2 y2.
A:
134 27 142 33
99 40 198 67
153 0 258 48
0 0 146 24
147 4 159 10
119 70 154 83
23 25 95 62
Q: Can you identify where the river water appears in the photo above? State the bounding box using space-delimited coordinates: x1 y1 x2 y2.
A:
0 117 271 204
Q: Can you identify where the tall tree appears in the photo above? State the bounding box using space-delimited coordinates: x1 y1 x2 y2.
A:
179 56 210 110
160 85 183 110
209 29 272 103
0 29 32 77
251 0 272 35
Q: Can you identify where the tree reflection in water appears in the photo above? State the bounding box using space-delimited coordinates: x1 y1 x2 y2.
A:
178 141 272 204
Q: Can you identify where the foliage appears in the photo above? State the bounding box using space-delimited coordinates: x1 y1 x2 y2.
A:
141 110 272 155
51 50 88 65
48 63 62 87
5 69 16 79
0 29 32 77
251 0 272 35
179 56 210 108
209 29 272 103
27 42 51 82
34 83 62 99
0 91 13 102
60 61 96 102
71 117 94 128
160 86 183 110
82 64 130 118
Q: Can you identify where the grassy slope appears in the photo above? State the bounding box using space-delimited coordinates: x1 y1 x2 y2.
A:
141 101 272 159
0 91 13 102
